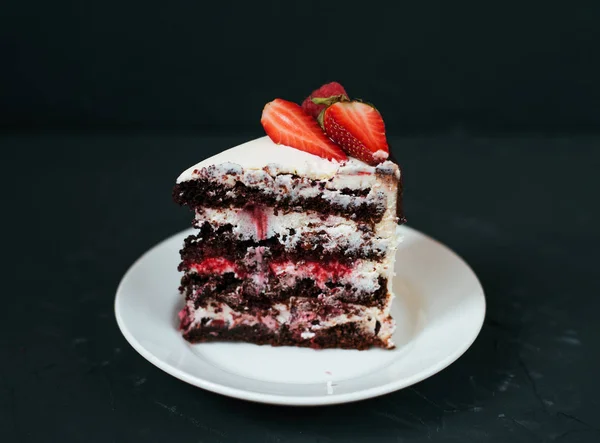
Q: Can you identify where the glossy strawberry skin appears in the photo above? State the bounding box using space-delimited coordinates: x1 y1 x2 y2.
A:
322 101 389 166
302 82 349 119
261 99 348 162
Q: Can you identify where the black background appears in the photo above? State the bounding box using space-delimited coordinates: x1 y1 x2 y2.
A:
3 1 600 442
2 0 600 133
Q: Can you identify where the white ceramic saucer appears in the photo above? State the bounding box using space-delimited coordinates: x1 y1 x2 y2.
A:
115 225 485 406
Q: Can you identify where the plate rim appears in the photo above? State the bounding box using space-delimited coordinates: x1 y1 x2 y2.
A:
115 225 486 406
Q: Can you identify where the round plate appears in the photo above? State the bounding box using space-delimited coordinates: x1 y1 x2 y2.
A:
115 226 485 406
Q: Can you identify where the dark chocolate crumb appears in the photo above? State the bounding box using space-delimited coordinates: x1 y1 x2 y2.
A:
183 323 392 350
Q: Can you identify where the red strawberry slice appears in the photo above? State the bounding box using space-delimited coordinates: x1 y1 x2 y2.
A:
302 82 349 119
322 101 389 166
261 99 348 162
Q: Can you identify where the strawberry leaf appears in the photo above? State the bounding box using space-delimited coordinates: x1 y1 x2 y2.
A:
311 94 349 107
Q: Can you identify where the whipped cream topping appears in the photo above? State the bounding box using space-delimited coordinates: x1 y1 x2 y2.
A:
177 136 399 183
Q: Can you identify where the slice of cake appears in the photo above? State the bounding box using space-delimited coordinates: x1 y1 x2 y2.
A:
173 83 405 349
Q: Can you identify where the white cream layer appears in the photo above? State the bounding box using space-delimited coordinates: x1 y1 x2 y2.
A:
186 253 389 295
179 161 391 212
195 207 393 256
269 260 386 294
185 299 395 348
177 136 400 184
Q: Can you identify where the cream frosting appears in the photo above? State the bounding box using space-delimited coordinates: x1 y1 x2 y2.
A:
194 207 390 256
185 298 395 348
177 136 399 183
186 253 388 295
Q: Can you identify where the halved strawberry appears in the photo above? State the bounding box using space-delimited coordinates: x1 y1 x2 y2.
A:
261 99 348 162
321 101 389 166
301 82 349 119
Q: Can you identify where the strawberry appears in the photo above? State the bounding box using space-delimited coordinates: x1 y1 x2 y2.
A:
321 101 389 166
261 99 348 162
301 82 349 119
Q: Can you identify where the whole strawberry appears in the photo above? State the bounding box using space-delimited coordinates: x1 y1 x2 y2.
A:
301 82 349 119
320 101 390 166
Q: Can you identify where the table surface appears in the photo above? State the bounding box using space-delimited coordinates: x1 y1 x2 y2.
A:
4 133 599 442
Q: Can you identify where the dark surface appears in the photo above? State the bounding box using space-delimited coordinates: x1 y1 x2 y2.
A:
3 133 600 442
2 1 600 133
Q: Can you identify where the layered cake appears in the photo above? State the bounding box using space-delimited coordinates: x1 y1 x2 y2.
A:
173 82 405 349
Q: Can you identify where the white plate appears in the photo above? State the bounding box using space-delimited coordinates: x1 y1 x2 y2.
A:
115 225 485 406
